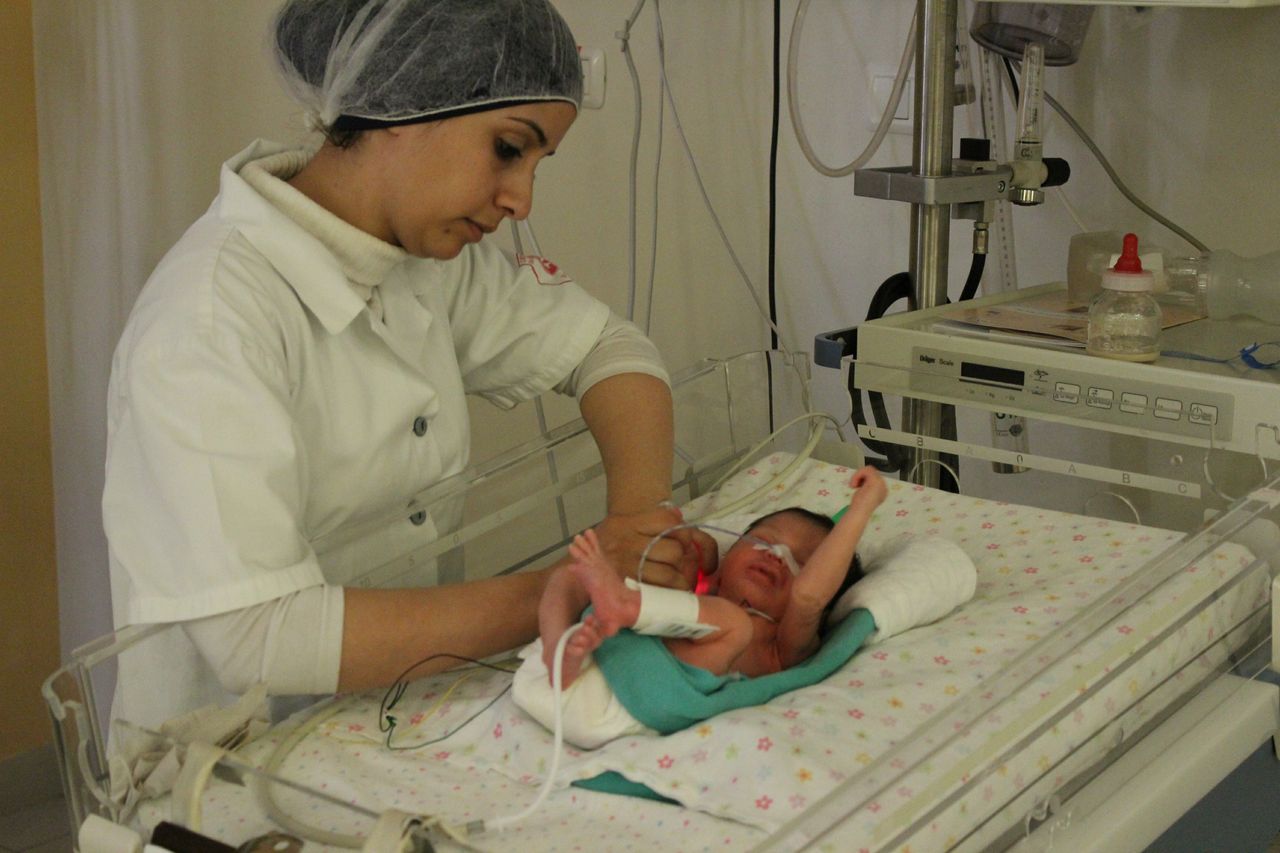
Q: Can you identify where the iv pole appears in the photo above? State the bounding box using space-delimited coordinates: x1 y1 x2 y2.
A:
839 1 1065 488
904 0 957 489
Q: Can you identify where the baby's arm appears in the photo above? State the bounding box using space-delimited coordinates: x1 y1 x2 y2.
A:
663 597 753 676
775 466 888 667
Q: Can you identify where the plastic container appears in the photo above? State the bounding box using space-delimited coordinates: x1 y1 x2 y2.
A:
970 3 1095 67
1068 231 1124 305
1166 249 1280 323
1068 231 1169 306
1087 234 1161 363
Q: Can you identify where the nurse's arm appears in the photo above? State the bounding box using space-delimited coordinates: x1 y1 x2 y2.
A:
578 372 706 589
579 371 674 514
337 569 551 693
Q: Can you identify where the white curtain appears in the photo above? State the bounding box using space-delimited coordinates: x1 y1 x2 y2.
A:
32 2 302 708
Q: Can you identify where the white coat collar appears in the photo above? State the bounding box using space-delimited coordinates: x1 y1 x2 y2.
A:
216 139 410 334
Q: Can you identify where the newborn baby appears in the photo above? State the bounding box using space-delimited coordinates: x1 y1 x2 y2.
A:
544 466 887 687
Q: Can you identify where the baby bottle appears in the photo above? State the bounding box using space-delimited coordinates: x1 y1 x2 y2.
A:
1166 248 1280 323
1086 233 1161 362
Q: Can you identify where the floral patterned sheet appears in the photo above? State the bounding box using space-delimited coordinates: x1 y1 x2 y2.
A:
192 453 1266 852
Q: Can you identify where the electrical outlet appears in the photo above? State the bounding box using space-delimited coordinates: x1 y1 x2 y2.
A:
868 63 912 134
579 46 606 110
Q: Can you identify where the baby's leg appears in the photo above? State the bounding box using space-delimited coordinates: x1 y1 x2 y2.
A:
567 529 641 636
542 529 640 686
557 613 606 688
538 564 591 673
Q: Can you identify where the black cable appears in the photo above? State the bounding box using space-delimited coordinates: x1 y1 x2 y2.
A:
764 0 782 434
853 273 914 471
1002 55 1020 104
384 685 513 752
959 251 987 302
768 0 781 352
378 652 517 749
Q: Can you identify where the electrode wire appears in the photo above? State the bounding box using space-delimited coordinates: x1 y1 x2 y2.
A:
484 624 582 832
1162 341 1280 370
633 521 791 586
648 1 790 357
616 0 665 333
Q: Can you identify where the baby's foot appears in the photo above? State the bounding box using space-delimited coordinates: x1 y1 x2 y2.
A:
556 614 606 688
568 530 641 636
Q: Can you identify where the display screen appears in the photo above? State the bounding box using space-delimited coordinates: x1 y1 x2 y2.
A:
960 361 1024 389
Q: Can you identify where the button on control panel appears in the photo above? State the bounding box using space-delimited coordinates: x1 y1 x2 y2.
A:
1053 382 1080 405
1086 387 1114 409
1189 403 1219 426
1154 398 1183 421
1120 393 1147 415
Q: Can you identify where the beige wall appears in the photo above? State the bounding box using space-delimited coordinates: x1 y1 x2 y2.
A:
0 0 59 762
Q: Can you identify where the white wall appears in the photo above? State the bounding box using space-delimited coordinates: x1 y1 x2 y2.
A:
38 1 1280 659
545 2 1280 518
542 1 1280 430
772 3 1280 429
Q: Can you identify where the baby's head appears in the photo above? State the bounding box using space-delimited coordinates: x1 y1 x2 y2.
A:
712 507 864 631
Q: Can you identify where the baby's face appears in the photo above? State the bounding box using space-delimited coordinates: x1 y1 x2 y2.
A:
714 514 827 622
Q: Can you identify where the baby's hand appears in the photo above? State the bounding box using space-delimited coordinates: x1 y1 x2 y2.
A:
848 465 888 512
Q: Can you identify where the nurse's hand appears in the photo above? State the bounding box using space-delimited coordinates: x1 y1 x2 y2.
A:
591 505 714 591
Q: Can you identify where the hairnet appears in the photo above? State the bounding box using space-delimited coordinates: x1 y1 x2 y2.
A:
272 0 583 132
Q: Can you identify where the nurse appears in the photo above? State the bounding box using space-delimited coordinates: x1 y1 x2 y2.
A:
103 0 704 729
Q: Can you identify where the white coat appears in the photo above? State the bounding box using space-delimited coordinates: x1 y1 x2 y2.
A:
103 140 610 726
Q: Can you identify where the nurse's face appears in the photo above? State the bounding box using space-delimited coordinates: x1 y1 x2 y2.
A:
375 102 577 260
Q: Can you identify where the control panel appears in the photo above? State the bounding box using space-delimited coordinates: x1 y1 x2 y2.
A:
844 282 1280 460
907 345 1234 444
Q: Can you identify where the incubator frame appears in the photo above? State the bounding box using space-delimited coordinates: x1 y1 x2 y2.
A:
42 350 819 846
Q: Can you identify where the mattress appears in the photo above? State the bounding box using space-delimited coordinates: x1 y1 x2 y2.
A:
146 452 1269 852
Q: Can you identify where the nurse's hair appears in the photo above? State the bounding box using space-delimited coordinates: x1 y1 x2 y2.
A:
272 0 584 146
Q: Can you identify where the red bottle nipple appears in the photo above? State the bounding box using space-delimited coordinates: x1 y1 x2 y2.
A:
1113 233 1144 273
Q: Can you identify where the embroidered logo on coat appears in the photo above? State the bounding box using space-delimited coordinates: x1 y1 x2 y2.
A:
516 254 574 286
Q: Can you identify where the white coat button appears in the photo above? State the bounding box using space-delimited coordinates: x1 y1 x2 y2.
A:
412 416 428 436
409 510 427 525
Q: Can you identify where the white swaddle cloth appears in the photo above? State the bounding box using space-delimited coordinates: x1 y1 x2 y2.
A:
829 534 977 643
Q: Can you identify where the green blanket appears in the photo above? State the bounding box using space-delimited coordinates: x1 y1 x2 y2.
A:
573 607 877 800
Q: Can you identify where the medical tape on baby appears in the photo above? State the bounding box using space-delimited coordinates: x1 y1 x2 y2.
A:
742 606 778 624
623 578 718 639
750 540 800 575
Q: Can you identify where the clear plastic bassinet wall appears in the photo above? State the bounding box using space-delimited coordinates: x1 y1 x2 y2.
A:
44 347 1279 852
43 351 827 846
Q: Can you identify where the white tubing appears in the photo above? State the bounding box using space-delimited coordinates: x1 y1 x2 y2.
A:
78 815 143 853
487 624 582 832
